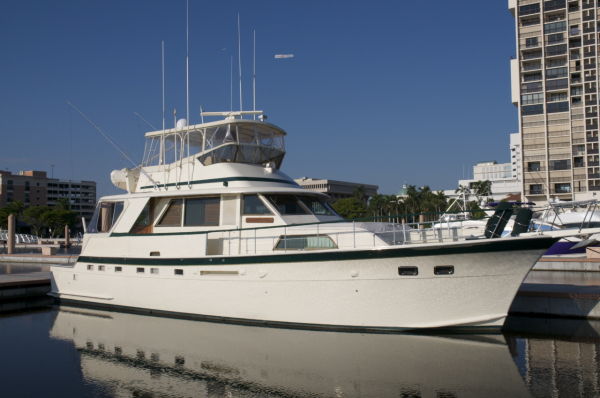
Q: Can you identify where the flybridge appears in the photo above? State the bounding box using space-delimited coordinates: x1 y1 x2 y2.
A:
141 111 287 169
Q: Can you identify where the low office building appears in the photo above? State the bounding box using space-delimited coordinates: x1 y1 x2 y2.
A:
0 170 96 222
294 177 378 201
444 133 523 202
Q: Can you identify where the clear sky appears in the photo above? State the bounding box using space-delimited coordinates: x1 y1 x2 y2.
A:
0 0 517 197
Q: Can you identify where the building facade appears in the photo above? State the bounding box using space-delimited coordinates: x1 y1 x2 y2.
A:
294 177 378 201
510 0 600 203
0 170 96 222
443 133 523 202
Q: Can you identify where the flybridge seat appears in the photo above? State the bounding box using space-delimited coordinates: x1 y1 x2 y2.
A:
142 117 286 169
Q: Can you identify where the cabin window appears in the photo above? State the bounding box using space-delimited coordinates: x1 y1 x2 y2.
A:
130 200 155 234
174 269 184 275
265 195 310 215
137 267 145 273
275 235 337 250
88 201 125 233
297 195 336 216
150 268 159 274
87 264 94 271
115 266 122 272
157 199 183 226
243 194 272 215
98 265 105 272
184 197 220 226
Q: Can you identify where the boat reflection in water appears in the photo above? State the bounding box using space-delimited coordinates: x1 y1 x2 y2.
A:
49 306 531 398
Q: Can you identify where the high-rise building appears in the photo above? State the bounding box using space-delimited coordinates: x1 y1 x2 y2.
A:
0 170 97 222
509 0 599 203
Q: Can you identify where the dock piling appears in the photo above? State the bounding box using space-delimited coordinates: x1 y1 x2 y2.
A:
7 214 15 255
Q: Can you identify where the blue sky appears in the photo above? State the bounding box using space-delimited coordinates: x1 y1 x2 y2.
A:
0 1 517 197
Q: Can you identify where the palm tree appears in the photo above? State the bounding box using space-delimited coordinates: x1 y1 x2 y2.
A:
471 180 492 205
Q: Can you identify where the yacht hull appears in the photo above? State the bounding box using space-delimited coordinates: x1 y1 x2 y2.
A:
50 236 556 331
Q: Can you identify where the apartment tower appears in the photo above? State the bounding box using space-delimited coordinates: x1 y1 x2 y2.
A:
510 0 599 203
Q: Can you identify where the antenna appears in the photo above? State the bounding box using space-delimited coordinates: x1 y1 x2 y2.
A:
252 29 256 120
237 13 243 115
185 0 190 125
230 55 233 111
200 105 204 123
161 40 166 165
133 112 157 130
67 101 159 187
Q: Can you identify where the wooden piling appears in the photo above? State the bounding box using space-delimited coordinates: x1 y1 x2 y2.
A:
7 214 15 255
64 225 70 247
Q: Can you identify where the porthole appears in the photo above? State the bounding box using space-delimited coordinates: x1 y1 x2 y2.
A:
398 266 418 276
434 265 454 275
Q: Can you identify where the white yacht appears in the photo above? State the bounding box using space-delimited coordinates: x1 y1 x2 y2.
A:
50 110 568 331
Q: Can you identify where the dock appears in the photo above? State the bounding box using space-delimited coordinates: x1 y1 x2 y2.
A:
0 254 76 264
0 271 52 312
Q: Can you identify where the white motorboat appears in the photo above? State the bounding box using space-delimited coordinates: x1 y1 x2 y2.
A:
50 110 569 331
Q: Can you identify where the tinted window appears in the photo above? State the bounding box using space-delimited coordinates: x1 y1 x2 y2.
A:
297 196 336 216
130 200 154 234
157 199 183 226
546 78 568 90
522 104 544 115
243 195 272 215
184 197 220 226
547 101 569 113
520 3 540 15
89 201 125 233
265 195 309 215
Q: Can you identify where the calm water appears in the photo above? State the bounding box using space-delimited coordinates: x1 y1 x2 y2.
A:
1 304 600 398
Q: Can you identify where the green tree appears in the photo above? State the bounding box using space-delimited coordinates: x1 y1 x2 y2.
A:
0 201 25 229
42 208 78 238
332 197 368 220
352 186 368 205
471 180 492 205
23 206 51 237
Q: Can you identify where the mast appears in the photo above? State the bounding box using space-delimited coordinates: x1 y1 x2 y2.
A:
161 40 165 165
186 0 190 124
253 29 256 120
237 13 243 115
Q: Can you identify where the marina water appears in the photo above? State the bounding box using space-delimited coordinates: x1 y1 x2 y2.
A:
2 302 600 397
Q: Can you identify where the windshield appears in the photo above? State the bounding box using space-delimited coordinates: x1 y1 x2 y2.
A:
264 194 337 217
297 195 336 216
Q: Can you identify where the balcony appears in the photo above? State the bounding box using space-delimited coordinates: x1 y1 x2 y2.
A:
589 173 600 179
589 161 600 166
588 148 599 154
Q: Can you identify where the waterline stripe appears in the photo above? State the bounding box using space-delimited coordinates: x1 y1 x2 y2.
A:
140 176 298 190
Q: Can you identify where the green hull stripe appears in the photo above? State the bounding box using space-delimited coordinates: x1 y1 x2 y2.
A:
77 236 557 267
140 176 298 190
